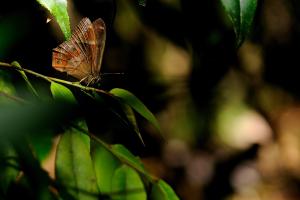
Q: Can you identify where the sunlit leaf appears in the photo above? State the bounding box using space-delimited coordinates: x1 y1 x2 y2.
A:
110 88 161 133
36 0 71 39
220 0 257 47
111 165 146 200
91 141 120 194
11 61 39 98
111 144 155 181
151 180 180 200
56 122 99 200
92 137 153 180
111 144 146 174
50 82 77 104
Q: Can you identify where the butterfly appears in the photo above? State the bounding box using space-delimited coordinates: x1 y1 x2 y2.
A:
52 18 106 84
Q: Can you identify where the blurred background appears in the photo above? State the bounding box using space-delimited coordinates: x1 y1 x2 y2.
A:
2 0 300 199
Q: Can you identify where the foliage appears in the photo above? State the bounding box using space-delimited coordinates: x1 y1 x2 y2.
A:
220 0 257 47
0 0 182 198
0 0 260 199
36 0 71 38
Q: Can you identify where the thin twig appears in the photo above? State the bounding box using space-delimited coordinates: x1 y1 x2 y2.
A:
0 91 26 103
0 61 112 96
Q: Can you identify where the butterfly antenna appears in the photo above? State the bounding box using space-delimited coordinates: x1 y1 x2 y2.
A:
101 72 125 76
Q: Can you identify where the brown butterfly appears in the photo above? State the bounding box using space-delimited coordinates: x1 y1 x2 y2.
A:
52 18 106 84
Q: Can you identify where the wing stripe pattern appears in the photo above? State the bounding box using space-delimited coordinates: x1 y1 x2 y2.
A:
52 17 106 84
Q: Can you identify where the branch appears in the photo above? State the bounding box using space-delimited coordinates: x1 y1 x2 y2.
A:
0 61 112 96
0 91 26 103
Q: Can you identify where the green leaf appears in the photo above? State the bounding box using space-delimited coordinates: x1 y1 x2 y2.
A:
28 130 53 162
56 123 99 200
50 82 77 104
111 165 147 200
151 180 180 200
91 137 154 181
110 88 161 133
111 144 146 174
91 141 120 194
11 61 39 98
139 0 146 7
120 103 145 145
36 0 71 39
220 0 257 47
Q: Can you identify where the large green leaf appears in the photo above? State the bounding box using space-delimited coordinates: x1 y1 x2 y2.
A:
111 165 146 200
150 180 180 200
55 123 99 200
111 144 146 175
92 137 153 180
110 88 161 133
36 0 71 39
91 141 120 194
50 82 77 104
220 0 257 47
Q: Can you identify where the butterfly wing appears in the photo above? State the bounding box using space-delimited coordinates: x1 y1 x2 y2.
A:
91 18 106 76
52 18 97 81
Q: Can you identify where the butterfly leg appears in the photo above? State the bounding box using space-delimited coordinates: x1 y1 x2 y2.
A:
86 79 93 86
86 76 98 86
79 76 88 84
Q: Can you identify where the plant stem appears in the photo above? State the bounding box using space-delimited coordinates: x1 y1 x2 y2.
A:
0 91 26 103
0 61 111 96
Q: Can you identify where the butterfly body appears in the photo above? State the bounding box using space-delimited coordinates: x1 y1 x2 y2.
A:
52 18 106 85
